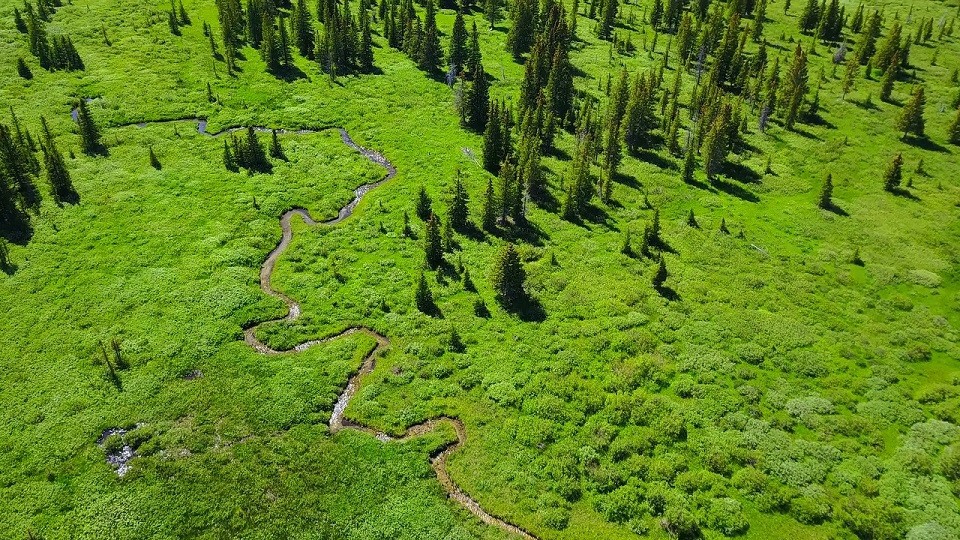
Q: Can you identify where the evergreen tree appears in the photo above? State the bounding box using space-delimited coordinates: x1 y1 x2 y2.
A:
498 160 516 223
416 185 432 220
719 217 730 234
168 9 181 35
39 117 74 204
491 243 526 308
269 129 287 160
442 212 455 251
856 10 881 65
278 14 293 67
686 209 698 228
149 146 161 170
261 12 281 72
507 0 537 59
465 61 490 131
883 153 903 192
781 44 809 130
948 107 960 145
359 0 374 71
879 54 899 102
873 21 902 72
449 172 469 230
414 271 434 313
223 140 238 171
798 0 820 33
462 267 476 291
621 229 632 256
480 176 497 231
841 53 858 99
818 173 833 209
243 126 271 173
682 142 696 184
897 85 926 139
449 9 468 74
652 256 668 290
291 0 314 57
418 0 443 73
424 213 443 268
599 0 618 41
178 0 191 24
16 58 32 80
485 0 500 29
75 99 102 155
482 101 503 173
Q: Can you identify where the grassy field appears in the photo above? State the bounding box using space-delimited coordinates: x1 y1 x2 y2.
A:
1 0 959 538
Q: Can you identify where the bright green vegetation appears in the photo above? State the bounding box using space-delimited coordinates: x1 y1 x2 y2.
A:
2 0 960 538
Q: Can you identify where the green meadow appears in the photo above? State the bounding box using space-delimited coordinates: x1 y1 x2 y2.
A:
1 0 959 538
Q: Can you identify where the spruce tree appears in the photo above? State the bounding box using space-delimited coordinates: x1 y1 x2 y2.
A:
291 0 314 57
897 85 926 139
39 117 74 204
449 9 468 74
416 186 432 220
491 243 526 308
879 54 899 102
883 153 903 192
178 0 191 24
418 0 443 73
465 61 490 131
414 271 434 312
507 0 537 59
485 0 500 29
687 209 698 228
269 129 286 160
781 44 809 130
442 212 455 251
682 142 696 184
948 107 960 145
652 257 668 290
449 172 469 230
261 12 281 72
244 126 271 173
621 229 633 256
359 2 374 71
75 99 102 155
818 173 833 209
480 177 497 232
482 101 502 174
599 0 618 41
424 213 444 268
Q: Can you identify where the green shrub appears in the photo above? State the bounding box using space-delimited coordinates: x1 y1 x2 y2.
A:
706 497 749 536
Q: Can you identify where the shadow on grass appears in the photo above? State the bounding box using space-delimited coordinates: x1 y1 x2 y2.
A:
655 285 680 301
635 149 677 171
822 202 849 216
905 136 950 153
502 295 546 322
888 187 921 201
273 63 309 82
712 178 760 202
721 161 762 184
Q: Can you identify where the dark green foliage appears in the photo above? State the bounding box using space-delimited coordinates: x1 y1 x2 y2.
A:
149 146 161 170
818 173 833 209
414 271 434 313
482 101 503 173
652 256 668 290
269 129 286 160
598 0 617 41
491 243 526 309
463 61 489 131
687 210 698 228
291 0 314 58
620 229 632 256
448 327 464 353
39 117 75 204
897 85 925 139
781 44 809 130
222 140 237 171
506 0 536 59
485 0 500 29
948 107 960 145
16 58 32 80
473 298 490 317
237 127 271 173
480 177 496 232
449 173 469 231
417 0 443 73
883 153 903 192
415 186 432 220
424 213 443 268
168 9 181 35
879 55 899 102
177 0 191 25
448 10 468 74
719 218 730 234
462 267 475 291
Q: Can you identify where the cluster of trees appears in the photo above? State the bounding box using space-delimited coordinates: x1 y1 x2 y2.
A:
381 0 443 74
212 0 374 77
13 0 84 72
0 109 77 240
167 0 192 36
222 127 279 173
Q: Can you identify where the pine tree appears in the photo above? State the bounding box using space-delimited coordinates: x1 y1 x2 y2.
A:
599 0 618 41
359 1 374 71
498 160 516 223
223 140 238 171
781 44 809 130
465 61 490 131
244 126 271 173
414 271 434 312
491 243 526 308
291 0 314 57
178 0 191 24
621 229 633 256
719 218 730 234
883 153 903 192
75 99 102 155
818 173 833 209
416 185 432 220
462 267 476 291
948 107 960 145
168 9 181 35
856 10 881 65
278 15 293 67
39 117 74 204
442 212 455 251
485 0 500 29
449 9 468 74
897 85 926 139
879 54 899 102
449 172 469 230
682 142 696 184
149 146 161 170
418 0 443 73
842 53 858 99
269 129 287 160
507 0 537 59
798 0 820 34
652 257 668 290
687 209 698 228
261 12 281 72
482 101 503 174
480 177 497 232
424 213 443 268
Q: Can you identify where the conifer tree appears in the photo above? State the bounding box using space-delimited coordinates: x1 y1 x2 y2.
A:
243 126 271 173
168 9 181 35
485 0 500 29
897 85 926 139
682 142 696 184
416 185 432 220
719 217 730 234
75 99 102 155
883 153 903 192
482 101 503 174
879 54 899 102
491 243 526 308
873 21 902 72
465 61 490 131
178 0 191 24
16 58 32 80
621 229 632 256
418 0 443 73
687 209 698 228
652 256 668 290
598 0 618 41
359 0 374 71
462 267 475 291
507 0 537 59
498 160 516 223
856 10 881 65
818 173 833 209
414 271 434 312
480 176 497 232
291 0 314 57
449 172 469 230
798 0 820 34
424 213 444 268
223 140 238 171
269 129 286 160
261 12 281 72
781 44 809 130
842 53 858 99
442 212 455 251
948 107 960 145
278 15 293 68
39 117 74 204
449 9 468 74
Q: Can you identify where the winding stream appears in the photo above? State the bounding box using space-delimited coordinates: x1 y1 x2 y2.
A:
75 108 537 539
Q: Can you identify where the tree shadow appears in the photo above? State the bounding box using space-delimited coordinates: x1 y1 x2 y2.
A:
822 202 849 216
712 178 760 202
720 161 762 184
888 187 920 201
905 136 949 153
513 295 546 322
579 203 617 230
790 127 822 141
654 285 680 301
611 169 643 190
507 219 550 246
274 63 308 82
635 149 677 171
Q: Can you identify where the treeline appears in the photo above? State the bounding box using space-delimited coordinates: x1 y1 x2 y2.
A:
0 108 77 241
212 0 375 77
381 0 444 74
13 0 84 72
